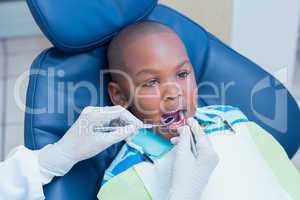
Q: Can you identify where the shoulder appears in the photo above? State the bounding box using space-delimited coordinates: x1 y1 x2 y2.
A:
197 105 242 113
195 105 250 134
196 105 248 122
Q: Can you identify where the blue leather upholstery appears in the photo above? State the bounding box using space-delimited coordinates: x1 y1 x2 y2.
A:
27 0 158 52
25 2 300 199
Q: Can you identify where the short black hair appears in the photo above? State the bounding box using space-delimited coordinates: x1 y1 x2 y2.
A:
107 21 175 81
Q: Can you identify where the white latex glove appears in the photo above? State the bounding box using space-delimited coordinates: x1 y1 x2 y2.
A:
37 105 143 185
168 118 219 200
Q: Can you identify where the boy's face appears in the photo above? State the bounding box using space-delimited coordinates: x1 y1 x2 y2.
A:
108 31 198 139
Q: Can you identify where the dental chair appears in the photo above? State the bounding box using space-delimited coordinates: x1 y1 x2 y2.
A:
24 0 300 199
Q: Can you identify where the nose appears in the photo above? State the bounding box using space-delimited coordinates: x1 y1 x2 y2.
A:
162 82 182 101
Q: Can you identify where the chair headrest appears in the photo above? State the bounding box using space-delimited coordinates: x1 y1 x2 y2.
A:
27 0 158 52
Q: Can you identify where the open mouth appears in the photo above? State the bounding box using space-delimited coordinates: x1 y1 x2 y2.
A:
161 109 187 130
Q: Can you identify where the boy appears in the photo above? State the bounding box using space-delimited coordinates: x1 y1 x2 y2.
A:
107 21 197 140
98 21 299 199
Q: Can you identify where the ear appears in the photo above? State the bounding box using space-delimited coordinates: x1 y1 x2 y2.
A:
108 81 129 107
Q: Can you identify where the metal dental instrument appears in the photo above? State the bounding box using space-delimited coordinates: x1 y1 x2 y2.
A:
92 123 166 133
190 130 198 157
92 117 168 133
94 117 199 159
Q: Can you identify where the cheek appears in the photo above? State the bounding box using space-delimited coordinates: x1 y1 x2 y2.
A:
180 77 198 112
135 96 160 111
180 75 197 95
190 80 198 104
132 88 162 116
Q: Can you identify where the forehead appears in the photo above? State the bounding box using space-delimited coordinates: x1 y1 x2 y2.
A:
121 31 189 74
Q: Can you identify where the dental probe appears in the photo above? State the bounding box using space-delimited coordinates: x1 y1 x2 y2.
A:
190 130 198 157
93 125 198 157
92 124 166 133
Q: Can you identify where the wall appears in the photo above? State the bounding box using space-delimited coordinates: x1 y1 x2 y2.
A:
231 0 300 88
0 1 41 38
159 0 233 45
161 0 300 88
0 36 50 161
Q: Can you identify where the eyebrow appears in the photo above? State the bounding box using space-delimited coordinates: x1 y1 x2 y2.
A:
135 68 158 77
135 60 190 77
177 60 190 69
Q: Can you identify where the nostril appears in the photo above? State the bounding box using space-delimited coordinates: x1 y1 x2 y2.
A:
165 95 177 101
163 92 183 102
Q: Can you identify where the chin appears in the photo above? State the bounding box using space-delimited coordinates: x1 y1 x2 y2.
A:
155 126 179 140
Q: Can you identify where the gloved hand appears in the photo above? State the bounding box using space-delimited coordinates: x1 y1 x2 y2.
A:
36 105 143 185
168 118 219 200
